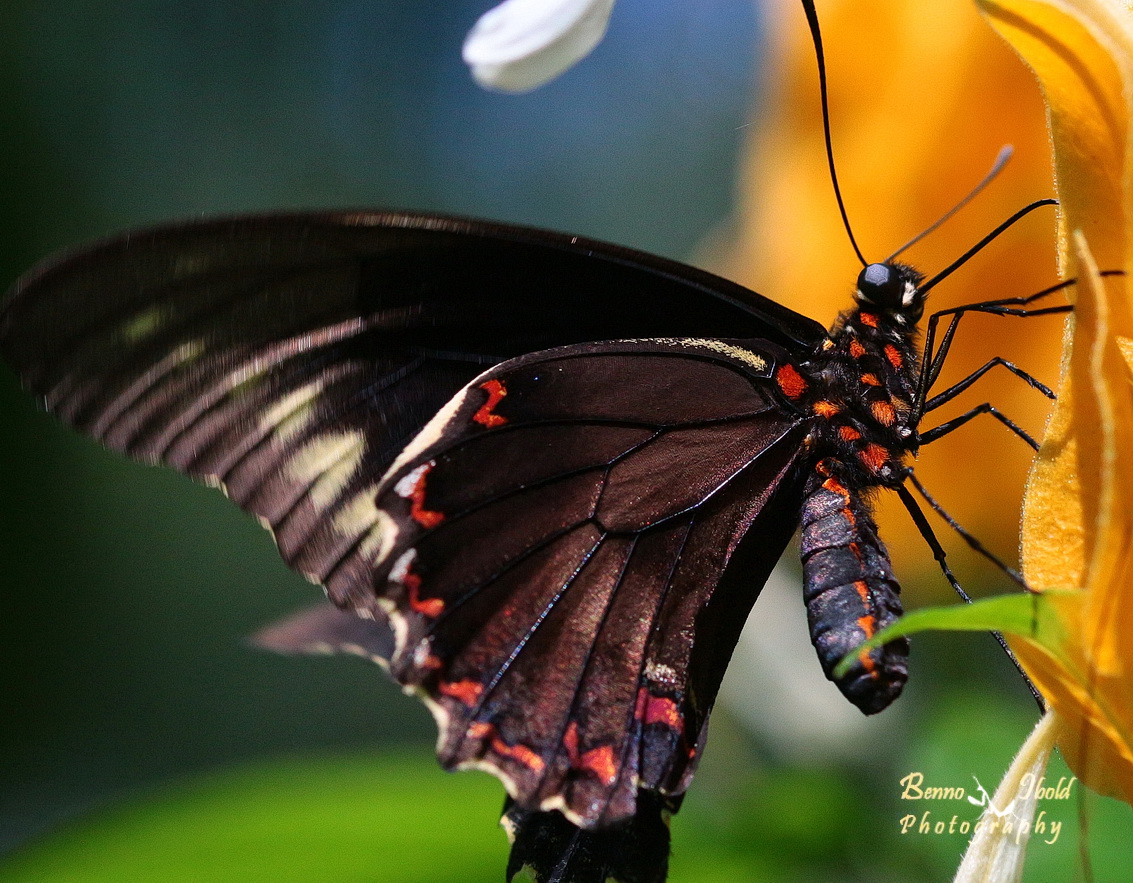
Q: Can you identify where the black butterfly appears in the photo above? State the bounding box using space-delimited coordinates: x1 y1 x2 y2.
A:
0 207 977 883
0 4 1058 882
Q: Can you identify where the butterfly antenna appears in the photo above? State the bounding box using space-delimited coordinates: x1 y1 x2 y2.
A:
885 145 1015 263
802 0 867 268
919 198 1058 295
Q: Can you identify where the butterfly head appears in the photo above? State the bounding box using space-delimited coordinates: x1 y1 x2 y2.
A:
855 262 926 326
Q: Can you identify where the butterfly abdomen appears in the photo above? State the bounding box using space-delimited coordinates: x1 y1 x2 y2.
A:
799 463 909 714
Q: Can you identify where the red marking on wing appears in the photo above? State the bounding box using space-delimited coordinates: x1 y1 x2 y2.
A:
849 339 866 359
859 442 890 472
859 312 878 328
581 745 617 786
473 379 508 427
870 400 897 426
401 564 445 617
439 679 483 706
884 344 903 369
634 687 683 730
563 723 617 786
813 400 840 418
401 462 445 528
775 364 808 399
470 721 546 772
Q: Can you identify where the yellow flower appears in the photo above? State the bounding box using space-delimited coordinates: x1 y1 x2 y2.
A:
979 0 1133 807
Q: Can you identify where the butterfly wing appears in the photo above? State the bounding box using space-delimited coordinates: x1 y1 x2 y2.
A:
503 792 677 883
360 338 810 827
0 212 825 607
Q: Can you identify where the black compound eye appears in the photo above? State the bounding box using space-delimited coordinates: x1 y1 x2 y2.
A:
856 263 906 309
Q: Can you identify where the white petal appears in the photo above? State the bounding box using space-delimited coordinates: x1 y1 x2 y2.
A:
462 0 615 93
953 711 1061 883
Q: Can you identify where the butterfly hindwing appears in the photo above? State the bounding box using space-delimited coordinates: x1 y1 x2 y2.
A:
365 338 811 827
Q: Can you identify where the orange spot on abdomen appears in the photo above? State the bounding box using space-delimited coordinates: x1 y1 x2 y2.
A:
859 442 890 472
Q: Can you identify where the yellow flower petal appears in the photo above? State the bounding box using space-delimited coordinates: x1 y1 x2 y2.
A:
981 0 1133 591
981 0 1133 805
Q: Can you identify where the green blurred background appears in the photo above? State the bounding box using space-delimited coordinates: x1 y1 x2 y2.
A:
0 1 1128 880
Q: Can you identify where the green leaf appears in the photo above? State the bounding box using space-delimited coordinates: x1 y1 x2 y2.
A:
833 591 1077 680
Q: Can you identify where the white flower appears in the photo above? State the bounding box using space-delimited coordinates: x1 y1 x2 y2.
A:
954 712 1061 883
462 0 615 93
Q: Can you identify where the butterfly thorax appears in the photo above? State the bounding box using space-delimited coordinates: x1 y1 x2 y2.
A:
790 261 926 491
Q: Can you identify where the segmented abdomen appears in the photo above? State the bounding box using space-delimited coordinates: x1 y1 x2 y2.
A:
800 466 908 714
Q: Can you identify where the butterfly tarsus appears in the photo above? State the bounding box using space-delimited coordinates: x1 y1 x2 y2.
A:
924 356 1055 411
919 402 1040 450
902 470 1025 589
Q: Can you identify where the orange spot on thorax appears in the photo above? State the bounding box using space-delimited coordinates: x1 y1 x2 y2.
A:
870 400 897 426
775 363 808 399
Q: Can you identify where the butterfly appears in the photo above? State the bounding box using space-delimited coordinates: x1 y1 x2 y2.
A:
0 3 1057 882
0 206 953 881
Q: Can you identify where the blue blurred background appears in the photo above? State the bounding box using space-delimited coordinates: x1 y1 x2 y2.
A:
0 1 1127 880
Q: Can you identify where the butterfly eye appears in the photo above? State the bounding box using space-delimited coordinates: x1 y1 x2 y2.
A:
856 262 907 309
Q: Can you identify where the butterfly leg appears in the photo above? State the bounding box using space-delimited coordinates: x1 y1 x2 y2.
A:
918 402 1039 450
895 477 1044 711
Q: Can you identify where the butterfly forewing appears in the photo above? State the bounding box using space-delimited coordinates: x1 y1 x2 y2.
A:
368 338 811 826
0 213 825 608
